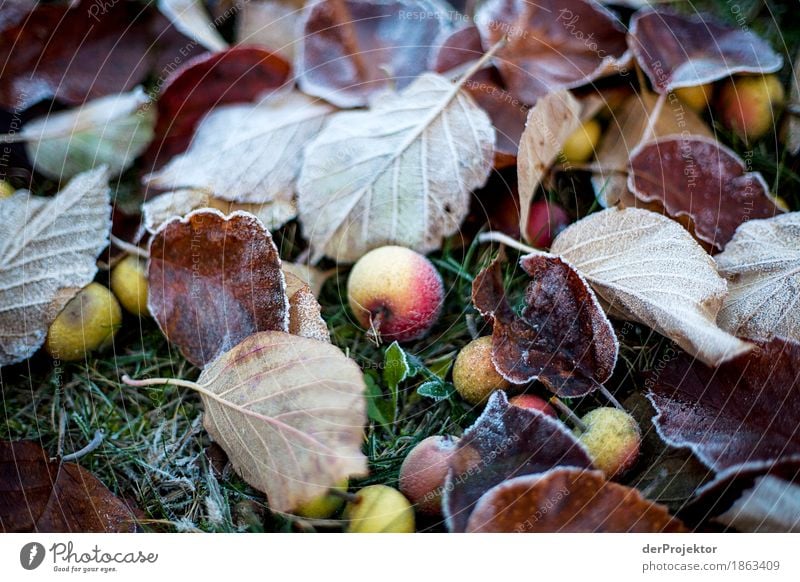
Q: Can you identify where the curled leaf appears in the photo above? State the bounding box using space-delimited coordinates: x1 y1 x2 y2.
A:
147 209 288 367
236 0 301 60
466 468 686 532
194 331 368 512
0 168 111 366
157 0 228 52
443 391 593 532
629 8 782 93
715 213 800 343
472 255 618 396
551 207 752 366
284 271 330 343
628 136 782 251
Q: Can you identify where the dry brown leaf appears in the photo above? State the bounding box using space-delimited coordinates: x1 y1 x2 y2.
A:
284 271 330 343
297 72 494 262
145 92 332 204
0 168 111 366
715 213 800 343
142 189 297 234
281 262 330 297
550 207 751 366
517 90 581 242
593 91 712 207
189 331 367 512
158 0 228 52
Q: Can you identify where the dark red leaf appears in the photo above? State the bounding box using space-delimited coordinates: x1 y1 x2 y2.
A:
648 338 800 475
296 0 455 108
443 391 593 532
0 440 138 533
472 255 618 396
628 136 783 251
143 46 292 171
148 209 288 367
475 0 629 104
629 8 783 93
466 468 687 532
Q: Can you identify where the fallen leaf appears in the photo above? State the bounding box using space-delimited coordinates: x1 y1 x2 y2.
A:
147 209 288 367
144 46 292 171
145 91 330 204
142 189 297 234
443 391 593 532
592 91 712 207
194 331 368 512
475 0 630 104
551 207 752 366
465 468 686 532
236 0 302 60
296 0 455 108
284 270 330 343
517 90 581 239
714 474 800 532
297 72 494 262
11 88 154 180
781 49 800 155
629 8 783 93
715 213 800 343
0 440 138 532
281 262 331 297
648 338 800 474
471 255 618 396
628 136 782 251
0 168 111 366
158 0 228 52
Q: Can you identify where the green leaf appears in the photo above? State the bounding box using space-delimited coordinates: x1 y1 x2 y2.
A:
383 341 411 390
364 374 393 426
417 380 455 401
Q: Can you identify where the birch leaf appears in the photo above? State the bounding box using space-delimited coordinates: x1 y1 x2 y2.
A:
145 92 333 204
0 168 111 367
194 331 368 512
12 89 154 180
297 72 495 262
715 213 800 342
550 207 751 366
517 90 581 241
158 0 228 52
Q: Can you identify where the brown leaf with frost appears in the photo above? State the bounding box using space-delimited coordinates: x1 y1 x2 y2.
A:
0 168 111 366
284 271 330 343
551 207 751 366
715 213 800 343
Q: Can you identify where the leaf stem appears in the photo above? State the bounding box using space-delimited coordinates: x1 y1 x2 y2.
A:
456 37 508 88
477 231 544 255
598 384 625 411
549 396 587 432
122 374 202 392
61 429 105 462
110 234 149 259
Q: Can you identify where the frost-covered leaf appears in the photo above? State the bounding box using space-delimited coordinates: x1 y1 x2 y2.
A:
475 0 630 103
715 213 800 343
0 168 111 366
297 0 455 108
284 271 330 343
144 46 291 170
236 0 302 60
142 189 296 234
146 92 330 204
648 338 800 473
13 89 154 180
298 73 494 262
0 440 138 532
194 331 368 512
472 255 617 396
443 391 593 532
517 90 581 239
551 207 751 366
158 0 228 52
629 8 783 93
466 468 686 532
715 475 800 533
628 136 782 251
147 210 288 367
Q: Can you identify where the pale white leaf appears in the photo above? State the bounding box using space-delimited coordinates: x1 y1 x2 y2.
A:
716 475 800 533
0 167 112 366
715 213 800 342
551 207 752 366
517 89 581 242
144 92 332 204
158 0 229 52
195 331 367 512
297 72 495 262
236 0 301 60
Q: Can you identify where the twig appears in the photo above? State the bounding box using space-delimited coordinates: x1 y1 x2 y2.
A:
61 430 105 462
598 384 624 411
549 397 587 432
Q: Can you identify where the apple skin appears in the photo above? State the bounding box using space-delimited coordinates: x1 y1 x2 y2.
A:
508 394 557 417
399 435 460 516
347 246 444 342
293 479 348 519
717 74 785 142
561 118 602 164
345 485 415 533
574 407 641 478
452 336 510 405
674 83 713 111
525 200 571 248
